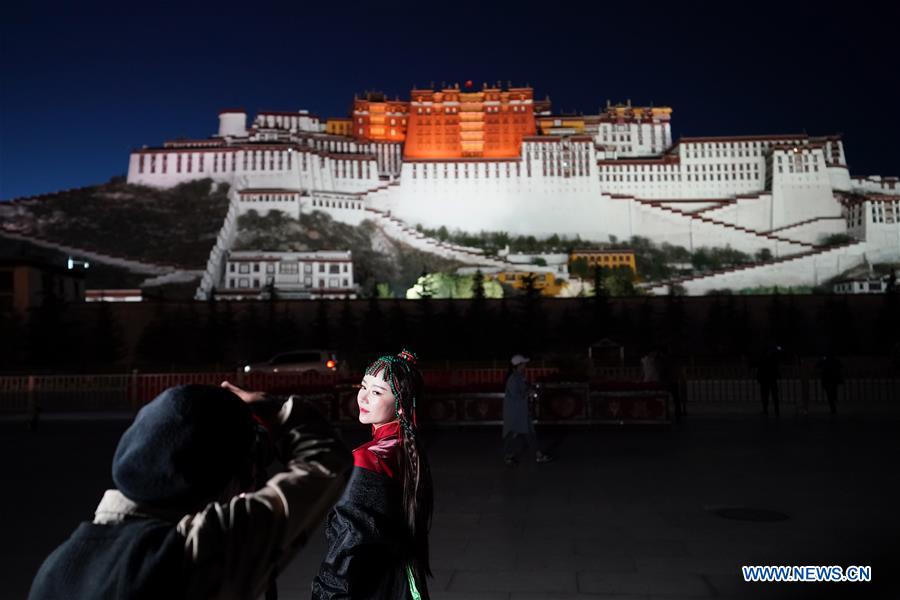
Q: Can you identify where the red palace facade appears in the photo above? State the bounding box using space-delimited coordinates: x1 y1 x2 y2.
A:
351 83 537 160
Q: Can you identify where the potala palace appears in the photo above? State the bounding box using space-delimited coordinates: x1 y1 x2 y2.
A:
124 83 900 297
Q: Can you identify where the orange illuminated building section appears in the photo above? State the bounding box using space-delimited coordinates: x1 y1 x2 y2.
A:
352 92 409 142
403 83 537 159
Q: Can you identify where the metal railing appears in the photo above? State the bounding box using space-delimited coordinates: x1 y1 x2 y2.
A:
1 366 897 419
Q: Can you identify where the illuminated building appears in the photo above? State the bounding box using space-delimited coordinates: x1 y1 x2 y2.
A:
222 250 356 300
537 115 586 136
571 249 637 274
124 81 900 297
326 118 353 137
403 83 536 159
352 91 408 142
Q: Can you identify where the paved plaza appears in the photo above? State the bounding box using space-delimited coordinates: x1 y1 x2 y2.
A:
2 413 897 599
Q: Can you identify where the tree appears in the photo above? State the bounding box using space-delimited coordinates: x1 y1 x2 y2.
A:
755 248 773 262
569 257 590 280
90 300 124 369
591 266 610 338
311 300 331 348
472 269 486 301
337 298 358 352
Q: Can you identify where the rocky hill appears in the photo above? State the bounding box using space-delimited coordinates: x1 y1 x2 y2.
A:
233 209 463 296
0 179 230 269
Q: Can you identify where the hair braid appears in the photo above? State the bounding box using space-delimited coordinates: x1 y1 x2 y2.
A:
364 349 432 597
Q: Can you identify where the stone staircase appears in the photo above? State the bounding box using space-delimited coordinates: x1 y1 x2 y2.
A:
632 197 815 254
647 241 867 295
362 207 510 268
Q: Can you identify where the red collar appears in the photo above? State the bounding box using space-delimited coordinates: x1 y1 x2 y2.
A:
371 420 400 440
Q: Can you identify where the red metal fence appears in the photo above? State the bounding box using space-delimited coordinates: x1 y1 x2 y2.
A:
1 366 897 423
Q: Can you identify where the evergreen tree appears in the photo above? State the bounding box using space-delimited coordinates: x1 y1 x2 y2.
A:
90 300 124 370
362 297 386 355
591 266 610 339
337 298 358 353
311 300 331 348
472 269 486 301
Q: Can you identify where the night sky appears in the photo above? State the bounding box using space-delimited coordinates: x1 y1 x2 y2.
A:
1 1 898 201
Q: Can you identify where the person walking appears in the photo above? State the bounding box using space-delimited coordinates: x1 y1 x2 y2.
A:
503 354 552 466
756 346 782 417
817 353 844 415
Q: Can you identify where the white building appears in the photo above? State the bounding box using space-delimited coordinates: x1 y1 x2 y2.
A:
833 277 890 294
127 101 900 296
221 250 356 300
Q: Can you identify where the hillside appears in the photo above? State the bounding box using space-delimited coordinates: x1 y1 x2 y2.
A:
0 235 148 289
233 209 463 296
0 179 229 268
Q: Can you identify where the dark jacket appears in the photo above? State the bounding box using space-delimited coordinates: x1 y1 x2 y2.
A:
29 395 352 600
312 422 412 599
28 518 186 600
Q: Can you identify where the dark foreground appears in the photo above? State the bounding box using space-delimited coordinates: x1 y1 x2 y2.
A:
2 414 898 599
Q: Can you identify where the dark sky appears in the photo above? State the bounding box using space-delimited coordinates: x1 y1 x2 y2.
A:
1 1 898 200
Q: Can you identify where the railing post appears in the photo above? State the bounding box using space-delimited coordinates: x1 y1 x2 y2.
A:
27 374 37 428
130 369 139 413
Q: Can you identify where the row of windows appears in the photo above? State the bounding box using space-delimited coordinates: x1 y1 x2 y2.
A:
776 165 820 174
334 160 372 179
583 255 633 264
602 162 760 173
138 150 295 175
227 277 350 289
601 172 762 183
872 202 897 224
241 194 298 203
311 199 362 210
412 161 524 179
228 262 349 275
847 205 865 228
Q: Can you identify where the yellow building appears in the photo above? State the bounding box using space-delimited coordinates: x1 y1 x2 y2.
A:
492 270 566 296
325 118 353 137
537 115 586 136
570 249 637 274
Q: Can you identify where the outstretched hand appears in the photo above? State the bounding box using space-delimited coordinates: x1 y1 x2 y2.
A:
221 381 267 404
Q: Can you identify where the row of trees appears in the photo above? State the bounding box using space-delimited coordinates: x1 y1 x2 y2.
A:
3 284 897 373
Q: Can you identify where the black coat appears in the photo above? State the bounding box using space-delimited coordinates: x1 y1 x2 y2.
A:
311 466 412 599
28 518 185 600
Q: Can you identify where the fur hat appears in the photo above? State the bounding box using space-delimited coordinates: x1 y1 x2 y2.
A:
112 385 255 510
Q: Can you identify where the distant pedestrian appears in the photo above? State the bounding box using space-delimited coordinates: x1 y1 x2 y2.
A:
817 354 844 414
503 355 552 466
641 350 661 383
756 346 782 416
643 348 683 419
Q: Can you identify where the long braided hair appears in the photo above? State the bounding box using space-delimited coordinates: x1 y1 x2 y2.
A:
364 349 433 598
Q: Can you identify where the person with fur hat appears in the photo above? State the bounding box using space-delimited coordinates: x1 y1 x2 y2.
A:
28 383 352 600
503 354 552 466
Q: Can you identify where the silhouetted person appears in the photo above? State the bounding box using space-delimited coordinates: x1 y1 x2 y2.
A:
817 354 843 414
756 346 782 416
503 355 552 466
641 350 662 383
28 384 352 600
643 348 683 420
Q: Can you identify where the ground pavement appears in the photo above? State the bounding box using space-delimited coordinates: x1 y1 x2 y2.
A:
2 413 897 599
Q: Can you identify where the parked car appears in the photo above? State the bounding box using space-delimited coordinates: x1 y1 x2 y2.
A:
242 350 342 374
